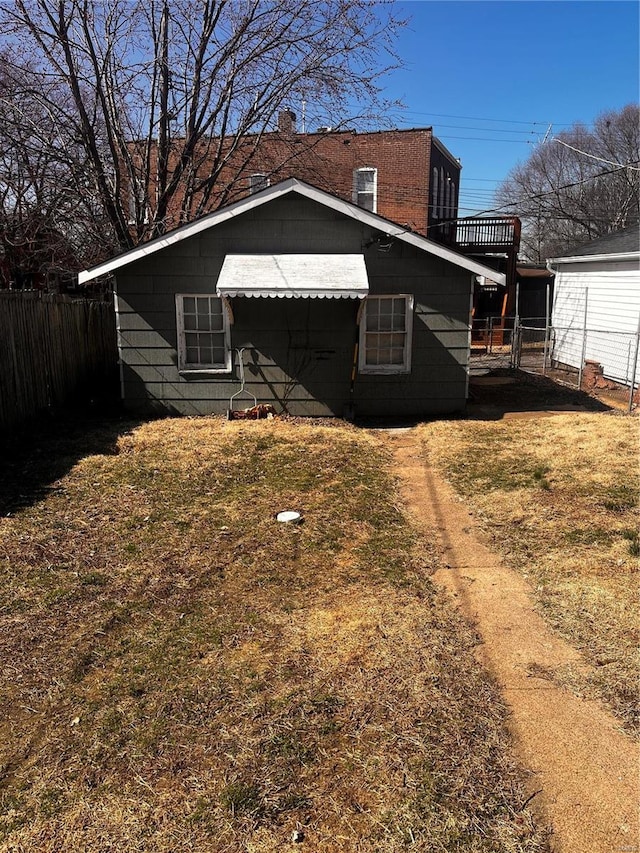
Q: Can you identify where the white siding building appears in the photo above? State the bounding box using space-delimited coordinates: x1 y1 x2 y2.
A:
548 226 640 386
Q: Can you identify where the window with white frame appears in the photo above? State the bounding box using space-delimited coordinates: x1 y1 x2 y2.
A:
359 295 413 374
249 173 269 194
176 294 231 372
353 167 377 212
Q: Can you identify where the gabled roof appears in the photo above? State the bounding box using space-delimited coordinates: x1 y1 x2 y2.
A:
79 178 505 285
548 225 640 264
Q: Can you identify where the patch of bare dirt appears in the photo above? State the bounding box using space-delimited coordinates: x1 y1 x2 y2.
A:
387 429 639 853
467 369 614 419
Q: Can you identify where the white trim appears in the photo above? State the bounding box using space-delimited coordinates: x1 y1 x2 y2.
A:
175 293 232 374
548 251 640 266
79 178 505 284
358 294 414 374
113 287 125 401
353 166 377 213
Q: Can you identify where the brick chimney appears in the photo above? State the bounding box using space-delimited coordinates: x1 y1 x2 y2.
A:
278 108 297 135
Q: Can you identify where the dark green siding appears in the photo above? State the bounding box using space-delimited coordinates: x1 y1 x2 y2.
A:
115 194 473 417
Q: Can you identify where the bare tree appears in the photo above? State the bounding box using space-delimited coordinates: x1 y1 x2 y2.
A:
0 54 96 286
496 105 640 261
0 0 404 263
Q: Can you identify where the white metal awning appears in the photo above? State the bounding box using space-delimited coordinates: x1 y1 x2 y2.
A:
216 254 369 299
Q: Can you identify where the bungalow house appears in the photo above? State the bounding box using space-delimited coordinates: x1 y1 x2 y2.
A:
79 178 504 418
548 226 640 388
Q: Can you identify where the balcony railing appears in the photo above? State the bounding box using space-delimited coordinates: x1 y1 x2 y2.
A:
456 216 521 253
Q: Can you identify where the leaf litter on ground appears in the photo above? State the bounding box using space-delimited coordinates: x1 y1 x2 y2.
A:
0 416 549 851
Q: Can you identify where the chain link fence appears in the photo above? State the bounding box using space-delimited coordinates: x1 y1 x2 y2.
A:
471 315 640 411
470 316 516 372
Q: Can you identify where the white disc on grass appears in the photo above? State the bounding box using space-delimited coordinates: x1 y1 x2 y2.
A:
276 511 302 523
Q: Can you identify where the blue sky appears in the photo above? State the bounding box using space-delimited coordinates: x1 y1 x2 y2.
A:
383 0 639 214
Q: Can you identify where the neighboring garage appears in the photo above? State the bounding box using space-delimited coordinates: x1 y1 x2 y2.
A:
548 226 640 389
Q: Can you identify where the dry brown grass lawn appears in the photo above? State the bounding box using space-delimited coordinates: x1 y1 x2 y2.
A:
0 417 548 851
417 412 639 734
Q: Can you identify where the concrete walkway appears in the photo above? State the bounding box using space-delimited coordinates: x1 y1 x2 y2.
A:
388 429 639 853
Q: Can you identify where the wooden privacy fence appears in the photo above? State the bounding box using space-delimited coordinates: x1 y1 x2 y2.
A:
0 291 118 432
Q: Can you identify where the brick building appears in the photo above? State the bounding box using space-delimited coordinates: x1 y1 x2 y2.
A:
122 113 524 350
238 115 521 316
131 110 462 244
126 112 520 315
230 109 462 242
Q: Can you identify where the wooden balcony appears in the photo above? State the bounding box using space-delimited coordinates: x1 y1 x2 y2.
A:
455 216 521 254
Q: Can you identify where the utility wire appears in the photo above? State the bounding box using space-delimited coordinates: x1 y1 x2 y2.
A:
455 207 631 222
431 123 542 136
432 163 635 225
553 138 640 171
400 110 576 127
437 134 535 144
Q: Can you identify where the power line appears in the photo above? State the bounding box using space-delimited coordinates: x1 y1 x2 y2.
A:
455 206 631 223
457 163 635 219
432 123 543 136
459 186 501 192
400 109 576 127
553 138 640 171
458 194 501 198
459 190 502 202
437 134 535 144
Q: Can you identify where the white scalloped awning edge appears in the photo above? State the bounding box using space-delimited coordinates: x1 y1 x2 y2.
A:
216 254 368 299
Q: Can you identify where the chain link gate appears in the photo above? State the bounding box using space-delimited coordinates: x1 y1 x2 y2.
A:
471 315 640 412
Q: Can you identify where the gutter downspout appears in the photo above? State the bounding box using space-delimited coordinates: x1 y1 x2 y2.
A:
542 281 551 375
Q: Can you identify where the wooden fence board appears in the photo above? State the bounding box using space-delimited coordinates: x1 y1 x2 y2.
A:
0 292 118 432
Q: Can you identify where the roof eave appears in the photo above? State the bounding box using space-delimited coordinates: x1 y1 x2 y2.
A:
79 178 505 285
290 184 504 283
431 136 462 170
548 250 640 266
78 178 302 283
